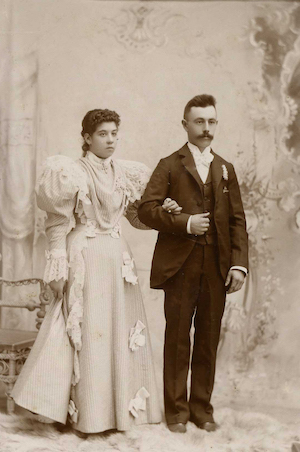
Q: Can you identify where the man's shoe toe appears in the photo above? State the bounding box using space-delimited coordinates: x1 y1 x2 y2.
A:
167 423 187 433
198 421 217 432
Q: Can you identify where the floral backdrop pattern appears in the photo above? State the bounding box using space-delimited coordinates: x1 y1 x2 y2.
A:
0 0 299 410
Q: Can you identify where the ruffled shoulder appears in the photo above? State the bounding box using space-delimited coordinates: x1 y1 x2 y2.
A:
36 155 89 210
117 159 152 203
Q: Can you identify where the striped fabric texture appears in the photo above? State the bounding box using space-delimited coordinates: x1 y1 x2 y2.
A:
12 153 162 433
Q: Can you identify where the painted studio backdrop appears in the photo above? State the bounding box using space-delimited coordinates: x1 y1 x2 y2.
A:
0 0 300 413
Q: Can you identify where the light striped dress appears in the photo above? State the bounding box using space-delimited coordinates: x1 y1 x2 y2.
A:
12 151 162 433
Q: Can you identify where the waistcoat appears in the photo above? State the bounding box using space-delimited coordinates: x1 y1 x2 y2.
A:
196 166 217 245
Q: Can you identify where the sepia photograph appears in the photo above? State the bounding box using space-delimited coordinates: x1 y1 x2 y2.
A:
0 0 299 450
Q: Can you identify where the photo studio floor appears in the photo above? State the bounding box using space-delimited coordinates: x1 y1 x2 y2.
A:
0 402 299 452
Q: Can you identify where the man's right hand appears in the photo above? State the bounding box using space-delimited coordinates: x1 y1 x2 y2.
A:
190 212 210 235
49 278 65 301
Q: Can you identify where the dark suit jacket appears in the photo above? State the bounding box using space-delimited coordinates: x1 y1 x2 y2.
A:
138 144 249 289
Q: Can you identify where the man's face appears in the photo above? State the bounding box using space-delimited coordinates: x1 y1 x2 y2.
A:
182 106 218 151
85 122 118 159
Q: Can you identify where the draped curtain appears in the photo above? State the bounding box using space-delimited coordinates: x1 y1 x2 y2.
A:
0 2 40 330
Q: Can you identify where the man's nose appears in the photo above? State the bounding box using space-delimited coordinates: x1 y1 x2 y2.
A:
203 121 210 131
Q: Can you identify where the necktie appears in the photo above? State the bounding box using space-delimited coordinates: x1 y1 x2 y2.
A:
192 150 214 168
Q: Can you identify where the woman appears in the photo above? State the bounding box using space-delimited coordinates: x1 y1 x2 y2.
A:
12 109 180 434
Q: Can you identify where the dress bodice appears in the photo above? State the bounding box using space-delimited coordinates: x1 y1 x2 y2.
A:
36 152 152 244
77 151 128 234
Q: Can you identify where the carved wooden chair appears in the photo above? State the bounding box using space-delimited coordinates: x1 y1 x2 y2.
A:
0 278 52 413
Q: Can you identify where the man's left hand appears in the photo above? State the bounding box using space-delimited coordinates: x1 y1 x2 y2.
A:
225 269 245 294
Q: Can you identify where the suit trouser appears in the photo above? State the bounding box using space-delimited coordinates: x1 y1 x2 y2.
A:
163 243 226 425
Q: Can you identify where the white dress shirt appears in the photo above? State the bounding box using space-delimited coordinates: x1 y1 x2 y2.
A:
185 142 247 277
187 142 214 183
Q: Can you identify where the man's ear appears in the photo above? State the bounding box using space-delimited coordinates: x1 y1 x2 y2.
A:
182 119 188 132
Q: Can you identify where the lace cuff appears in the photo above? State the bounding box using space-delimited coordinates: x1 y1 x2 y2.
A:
44 249 69 283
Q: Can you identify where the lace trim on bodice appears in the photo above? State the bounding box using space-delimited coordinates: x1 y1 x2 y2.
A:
117 160 152 204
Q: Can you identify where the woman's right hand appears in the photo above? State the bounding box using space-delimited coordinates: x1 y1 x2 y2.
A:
49 278 65 301
162 198 183 215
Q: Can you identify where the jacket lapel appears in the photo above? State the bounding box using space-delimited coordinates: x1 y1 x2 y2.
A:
179 145 224 193
179 144 203 188
210 150 223 195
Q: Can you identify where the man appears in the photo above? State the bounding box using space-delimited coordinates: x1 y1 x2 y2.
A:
138 94 248 433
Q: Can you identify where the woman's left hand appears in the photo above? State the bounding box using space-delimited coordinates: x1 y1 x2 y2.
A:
162 198 183 215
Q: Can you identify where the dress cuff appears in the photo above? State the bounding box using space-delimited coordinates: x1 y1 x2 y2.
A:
44 249 69 283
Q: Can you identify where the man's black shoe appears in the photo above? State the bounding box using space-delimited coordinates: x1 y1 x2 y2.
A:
167 423 187 433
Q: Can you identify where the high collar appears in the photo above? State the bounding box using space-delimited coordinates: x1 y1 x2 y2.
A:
86 151 112 168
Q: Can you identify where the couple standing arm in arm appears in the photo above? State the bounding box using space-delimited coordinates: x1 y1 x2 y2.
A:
12 95 248 437
138 94 249 433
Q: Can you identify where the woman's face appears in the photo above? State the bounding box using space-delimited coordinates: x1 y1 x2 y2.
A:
85 122 118 159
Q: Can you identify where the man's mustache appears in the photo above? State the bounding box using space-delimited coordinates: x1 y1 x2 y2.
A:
199 133 213 139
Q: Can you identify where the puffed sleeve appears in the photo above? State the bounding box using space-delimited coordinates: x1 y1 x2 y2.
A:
118 159 152 230
36 155 89 283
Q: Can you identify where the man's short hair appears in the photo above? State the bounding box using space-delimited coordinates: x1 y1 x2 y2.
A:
184 94 216 120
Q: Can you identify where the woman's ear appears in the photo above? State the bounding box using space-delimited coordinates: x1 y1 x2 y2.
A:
84 133 91 145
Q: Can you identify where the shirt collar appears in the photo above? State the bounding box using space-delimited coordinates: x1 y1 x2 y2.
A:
187 142 211 156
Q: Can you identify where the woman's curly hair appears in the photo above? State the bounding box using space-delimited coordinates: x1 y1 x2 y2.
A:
81 109 121 156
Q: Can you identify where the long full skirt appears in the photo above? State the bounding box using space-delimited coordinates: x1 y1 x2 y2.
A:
12 228 162 433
